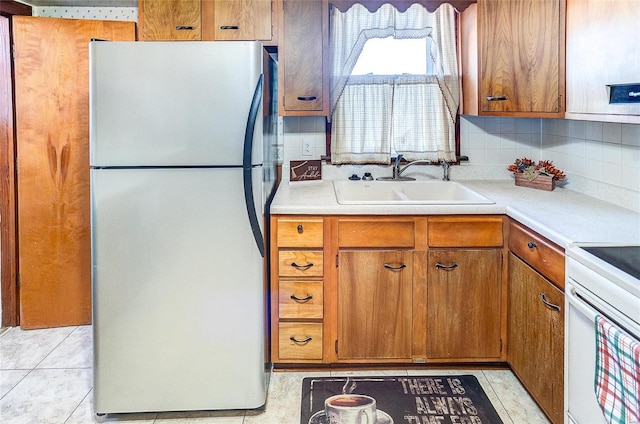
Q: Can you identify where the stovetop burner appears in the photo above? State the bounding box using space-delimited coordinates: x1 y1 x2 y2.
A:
582 246 640 280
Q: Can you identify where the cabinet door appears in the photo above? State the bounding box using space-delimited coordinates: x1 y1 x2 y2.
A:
279 0 326 115
13 16 136 329
140 0 201 41
337 250 413 361
565 0 640 122
479 0 564 117
213 0 271 40
508 253 564 424
427 249 502 359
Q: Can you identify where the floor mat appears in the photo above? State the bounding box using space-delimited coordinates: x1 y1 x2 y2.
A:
301 375 503 424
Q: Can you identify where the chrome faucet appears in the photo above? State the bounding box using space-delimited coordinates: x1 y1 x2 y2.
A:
379 155 452 181
440 160 451 181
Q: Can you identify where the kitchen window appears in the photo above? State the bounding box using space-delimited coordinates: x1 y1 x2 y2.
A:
328 3 460 164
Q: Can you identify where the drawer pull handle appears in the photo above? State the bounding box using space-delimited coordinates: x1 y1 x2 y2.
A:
486 95 508 101
290 336 312 344
290 294 313 302
220 25 239 30
175 25 195 30
435 262 458 270
297 96 318 101
527 241 537 249
291 262 314 270
297 224 304 233
384 263 406 271
540 293 561 312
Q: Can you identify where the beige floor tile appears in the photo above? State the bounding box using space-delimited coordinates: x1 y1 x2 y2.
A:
0 368 91 424
38 325 93 369
0 326 76 369
483 369 550 424
0 369 30 398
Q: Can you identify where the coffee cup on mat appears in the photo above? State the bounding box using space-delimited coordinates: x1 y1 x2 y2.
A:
324 394 377 424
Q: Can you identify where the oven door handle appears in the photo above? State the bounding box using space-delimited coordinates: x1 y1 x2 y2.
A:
566 285 599 321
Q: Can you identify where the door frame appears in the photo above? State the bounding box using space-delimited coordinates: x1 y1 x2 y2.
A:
0 1 31 327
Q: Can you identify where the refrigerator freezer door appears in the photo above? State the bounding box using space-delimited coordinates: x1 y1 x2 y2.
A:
89 41 263 167
91 167 266 413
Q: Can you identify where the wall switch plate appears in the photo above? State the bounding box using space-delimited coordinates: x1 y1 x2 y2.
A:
302 139 313 156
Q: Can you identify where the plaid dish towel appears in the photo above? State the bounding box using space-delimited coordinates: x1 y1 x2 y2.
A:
595 314 640 424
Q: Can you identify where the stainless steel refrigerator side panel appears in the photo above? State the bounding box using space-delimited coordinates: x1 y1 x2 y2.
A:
89 41 263 167
91 168 266 413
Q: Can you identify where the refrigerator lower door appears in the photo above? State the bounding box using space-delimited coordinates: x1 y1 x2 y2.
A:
91 167 266 413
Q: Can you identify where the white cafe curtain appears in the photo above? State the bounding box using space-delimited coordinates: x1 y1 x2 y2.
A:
329 3 460 164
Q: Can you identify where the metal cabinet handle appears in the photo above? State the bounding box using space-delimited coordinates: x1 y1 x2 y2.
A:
297 224 304 234
291 262 313 270
383 263 407 271
220 25 239 30
527 241 537 249
486 95 508 101
175 25 195 30
290 336 312 344
290 294 313 302
539 293 561 312
297 96 318 101
435 262 458 270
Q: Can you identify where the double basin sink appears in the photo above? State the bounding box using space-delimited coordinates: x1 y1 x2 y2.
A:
333 180 495 205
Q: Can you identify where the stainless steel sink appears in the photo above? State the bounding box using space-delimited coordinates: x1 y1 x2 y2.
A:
333 180 495 205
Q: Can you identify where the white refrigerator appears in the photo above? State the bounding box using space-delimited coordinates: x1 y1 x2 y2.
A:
89 41 277 414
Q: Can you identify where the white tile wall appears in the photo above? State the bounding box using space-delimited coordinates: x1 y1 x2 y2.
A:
281 115 640 200
281 116 326 164
541 119 640 192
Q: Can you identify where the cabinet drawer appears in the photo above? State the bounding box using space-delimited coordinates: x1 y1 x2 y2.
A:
277 219 323 248
278 323 323 360
428 216 503 247
279 281 323 319
509 221 565 289
278 251 324 277
338 219 415 248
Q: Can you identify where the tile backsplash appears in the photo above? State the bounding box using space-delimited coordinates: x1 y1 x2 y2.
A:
283 115 640 190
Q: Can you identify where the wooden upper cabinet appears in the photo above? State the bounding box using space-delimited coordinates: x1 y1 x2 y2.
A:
279 0 328 115
213 0 272 40
565 0 640 123
478 0 565 117
139 0 201 41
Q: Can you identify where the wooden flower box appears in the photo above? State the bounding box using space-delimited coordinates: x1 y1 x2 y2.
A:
514 173 555 191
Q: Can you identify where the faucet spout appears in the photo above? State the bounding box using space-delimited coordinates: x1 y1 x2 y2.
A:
440 160 451 181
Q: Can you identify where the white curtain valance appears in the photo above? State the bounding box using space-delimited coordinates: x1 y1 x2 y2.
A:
329 3 460 164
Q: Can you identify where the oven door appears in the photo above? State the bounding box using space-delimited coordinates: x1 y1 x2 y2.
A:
565 280 640 424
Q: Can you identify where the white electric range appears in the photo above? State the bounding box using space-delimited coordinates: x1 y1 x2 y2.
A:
565 244 640 424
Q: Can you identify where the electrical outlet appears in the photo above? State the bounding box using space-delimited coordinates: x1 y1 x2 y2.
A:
302 139 313 156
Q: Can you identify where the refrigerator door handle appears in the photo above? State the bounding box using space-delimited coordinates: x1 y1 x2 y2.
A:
243 74 265 257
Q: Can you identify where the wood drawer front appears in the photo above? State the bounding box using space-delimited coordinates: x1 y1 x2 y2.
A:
277 219 323 248
279 281 323 319
509 221 565 289
278 251 324 277
278 323 323 360
338 220 415 248
428 216 503 247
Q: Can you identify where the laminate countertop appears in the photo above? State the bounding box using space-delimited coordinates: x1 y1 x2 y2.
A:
270 179 640 249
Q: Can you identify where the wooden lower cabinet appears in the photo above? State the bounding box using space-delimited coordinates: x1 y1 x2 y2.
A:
336 250 413 361
508 253 564 424
426 249 503 360
271 215 507 365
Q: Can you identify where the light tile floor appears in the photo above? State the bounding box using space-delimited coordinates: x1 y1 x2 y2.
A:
0 325 551 423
